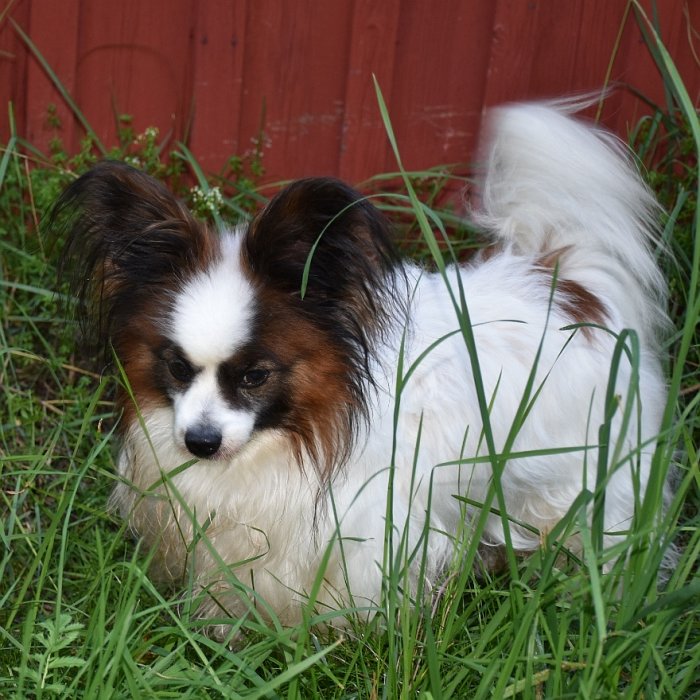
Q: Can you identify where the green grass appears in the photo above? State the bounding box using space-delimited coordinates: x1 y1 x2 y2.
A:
1 9 699 699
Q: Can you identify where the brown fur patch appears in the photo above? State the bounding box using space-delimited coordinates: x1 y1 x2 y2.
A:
253 286 357 482
535 248 608 333
554 278 608 329
115 312 169 427
473 242 505 263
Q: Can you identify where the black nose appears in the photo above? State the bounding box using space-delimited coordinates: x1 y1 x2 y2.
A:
184 425 223 458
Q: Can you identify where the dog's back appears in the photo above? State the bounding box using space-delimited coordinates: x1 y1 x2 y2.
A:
362 101 671 574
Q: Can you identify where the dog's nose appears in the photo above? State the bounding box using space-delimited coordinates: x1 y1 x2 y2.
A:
184 425 223 458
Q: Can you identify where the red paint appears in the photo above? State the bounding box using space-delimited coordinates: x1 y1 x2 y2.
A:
1 0 698 185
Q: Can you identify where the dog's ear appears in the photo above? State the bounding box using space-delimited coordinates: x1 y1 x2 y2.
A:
49 160 215 348
244 177 399 319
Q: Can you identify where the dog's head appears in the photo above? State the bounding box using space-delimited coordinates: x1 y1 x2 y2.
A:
52 162 402 476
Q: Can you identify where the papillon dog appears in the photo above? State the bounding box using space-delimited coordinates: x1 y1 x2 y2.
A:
53 101 671 632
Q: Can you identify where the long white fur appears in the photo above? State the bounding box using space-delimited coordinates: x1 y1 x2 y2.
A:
112 102 669 627
474 100 667 342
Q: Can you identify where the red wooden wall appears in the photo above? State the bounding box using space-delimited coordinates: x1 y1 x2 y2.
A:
1 1 699 187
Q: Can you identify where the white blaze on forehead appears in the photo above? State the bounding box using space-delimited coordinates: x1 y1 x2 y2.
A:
170 231 255 365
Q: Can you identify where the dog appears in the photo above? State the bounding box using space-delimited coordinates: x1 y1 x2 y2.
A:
53 100 671 632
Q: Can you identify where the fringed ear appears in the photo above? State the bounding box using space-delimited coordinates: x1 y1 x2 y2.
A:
49 161 216 351
244 177 400 321
243 177 404 386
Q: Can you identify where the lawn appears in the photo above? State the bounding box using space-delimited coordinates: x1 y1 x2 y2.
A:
1 17 698 700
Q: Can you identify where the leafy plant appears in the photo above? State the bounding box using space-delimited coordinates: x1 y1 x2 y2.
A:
14 613 87 698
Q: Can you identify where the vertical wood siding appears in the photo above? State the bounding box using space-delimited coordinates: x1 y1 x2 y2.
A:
1 1 698 185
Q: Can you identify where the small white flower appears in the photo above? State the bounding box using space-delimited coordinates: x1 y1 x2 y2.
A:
191 185 224 214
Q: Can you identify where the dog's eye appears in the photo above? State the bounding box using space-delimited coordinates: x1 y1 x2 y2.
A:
167 356 194 383
241 368 270 388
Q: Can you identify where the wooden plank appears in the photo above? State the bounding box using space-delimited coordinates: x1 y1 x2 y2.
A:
526 2 628 128
611 0 700 139
238 0 354 185
482 0 699 139
74 0 195 154
338 0 401 183
188 0 248 173
22 0 80 156
484 1 626 103
386 0 497 176
482 0 542 107
0 0 31 145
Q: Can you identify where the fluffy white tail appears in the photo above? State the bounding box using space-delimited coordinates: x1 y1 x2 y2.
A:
473 100 667 342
